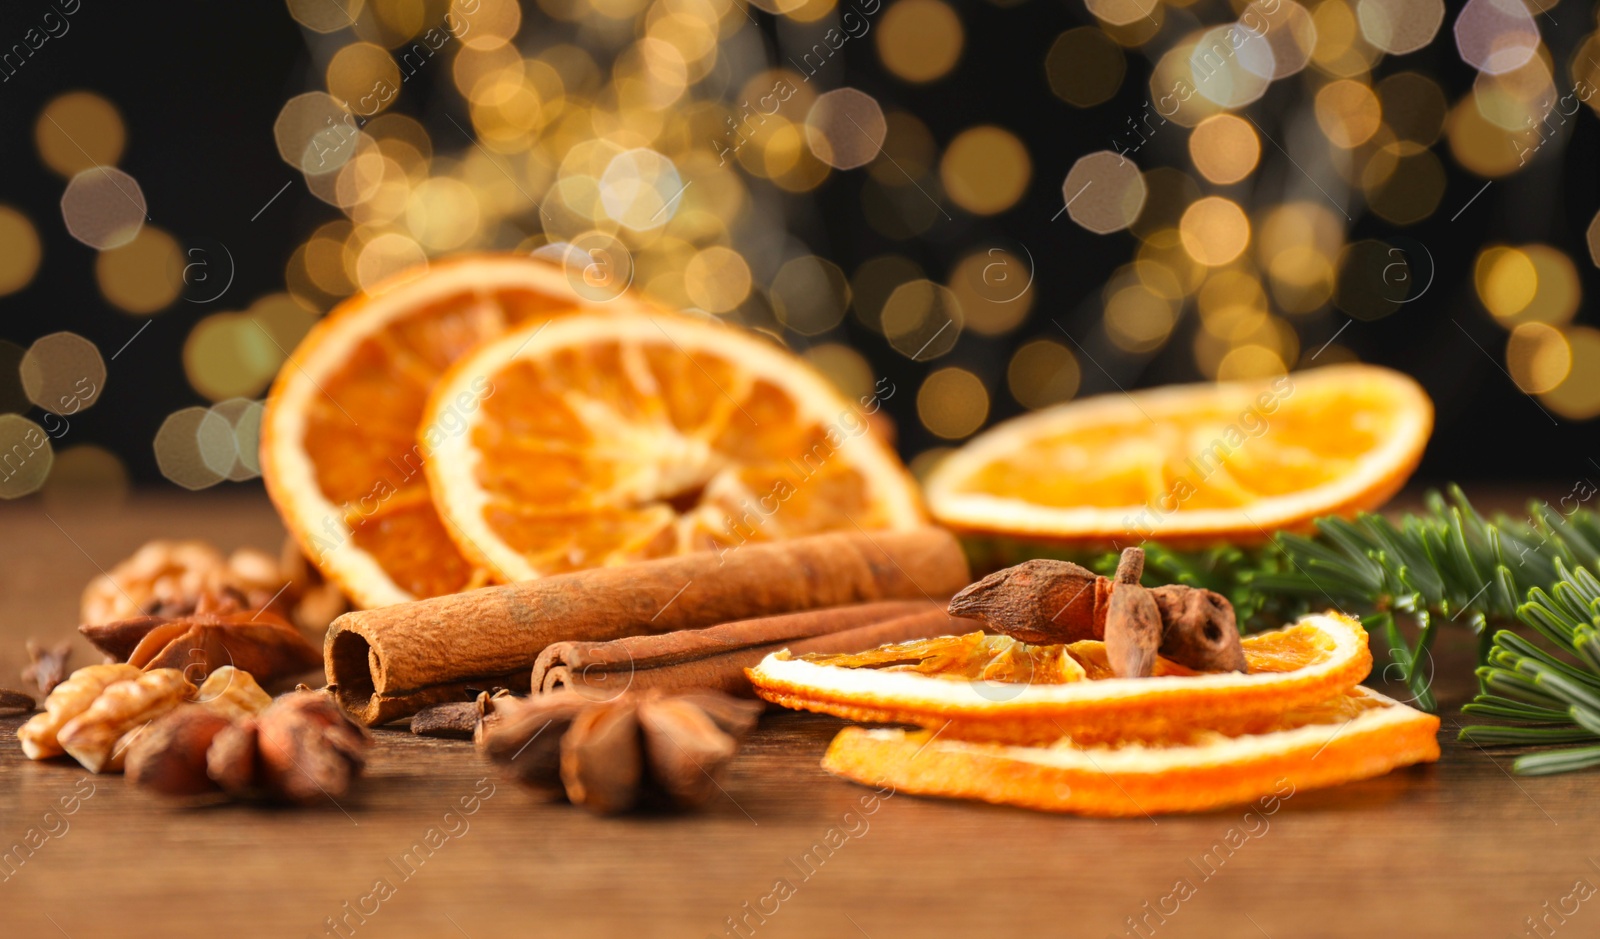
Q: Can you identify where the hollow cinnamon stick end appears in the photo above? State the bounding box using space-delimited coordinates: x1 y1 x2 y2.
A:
946 559 1100 644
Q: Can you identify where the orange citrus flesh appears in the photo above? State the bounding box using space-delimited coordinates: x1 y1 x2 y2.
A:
823 686 1440 817
748 612 1374 744
421 314 925 581
924 364 1432 545
261 254 662 608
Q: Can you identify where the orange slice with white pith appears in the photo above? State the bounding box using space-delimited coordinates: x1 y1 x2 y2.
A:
748 612 1374 744
419 313 925 581
261 254 661 608
924 364 1432 546
823 686 1440 817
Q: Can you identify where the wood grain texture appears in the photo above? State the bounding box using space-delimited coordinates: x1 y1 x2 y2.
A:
0 491 1593 939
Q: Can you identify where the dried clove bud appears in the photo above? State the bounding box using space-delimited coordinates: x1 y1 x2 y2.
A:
949 551 1248 675
1104 549 1162 679
22 640 73 696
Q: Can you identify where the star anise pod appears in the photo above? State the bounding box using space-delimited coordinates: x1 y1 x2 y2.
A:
79 609 322 688
478 689 762 815
22 639 73 696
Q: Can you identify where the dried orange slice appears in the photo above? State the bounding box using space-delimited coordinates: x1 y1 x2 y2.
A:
823 686 1440 816
420 314 925 581
748 612 1373 743
262 254 660 608
924 364 1431 545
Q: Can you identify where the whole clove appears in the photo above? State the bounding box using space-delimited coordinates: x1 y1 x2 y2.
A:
948 548 1247 675
1104 548 1162 678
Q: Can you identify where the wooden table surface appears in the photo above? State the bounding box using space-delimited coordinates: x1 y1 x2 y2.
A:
0 491 1588 939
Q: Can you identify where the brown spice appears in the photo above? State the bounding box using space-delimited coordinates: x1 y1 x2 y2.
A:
0 688 36 713
328 528 972 725
948 549 1246 674
411 692 499 740
533 601 961 699
479 689 762 815
126 705 234 796
22 640 73 697
81 609 322 687
1104 548 1162 678
129 688 371 805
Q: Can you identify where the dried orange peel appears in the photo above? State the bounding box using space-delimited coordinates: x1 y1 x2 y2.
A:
748 612 1375 744
923 364 1432 546
420 313 925 582
262 254 661 608
822 686 1440 817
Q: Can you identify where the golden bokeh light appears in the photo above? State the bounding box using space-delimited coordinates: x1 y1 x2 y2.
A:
851 255 923 332
1188 114 1260 185
1506 322 1571 394
20 332 106 416
1355 0 1445 55
917 367 988 439
684 246 752 313
285 0 363 34
0 414 53 500
356 232 429 290
803 343 875 402
1063 150 1147 234
153 406 224 491
1540 327 1600 420
35 92 126 178
1249 0 1318 80
1445 94 1524 177
1105 283 1178 353
771 255 850 336
882 279 963 360
806 89 887 170
0 206 42 296
939 126 1031 216
1007 338 1080 409
183 313 283 402
1085 0 1158 28
1475 245 1538 322
877 0 964 84
947 248 1034 336
94 226 184 314
327 42 401 114
1179 197 1250 266
1046 28 1125 108
60 167 147 250
1453 0 1540 76
1377 72 1447 146
1365 149 1445 225
1217 344 1288 381
1189 25 1272 109
1311 0 1380 78
1315 79 1383 148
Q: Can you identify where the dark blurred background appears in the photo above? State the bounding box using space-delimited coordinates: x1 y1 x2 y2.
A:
1 0 1597 499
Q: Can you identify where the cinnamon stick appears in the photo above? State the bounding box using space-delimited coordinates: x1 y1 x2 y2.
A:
535 602 971 698
327 528 970 724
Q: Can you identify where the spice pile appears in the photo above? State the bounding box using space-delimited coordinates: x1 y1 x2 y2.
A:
8 262 1463 819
